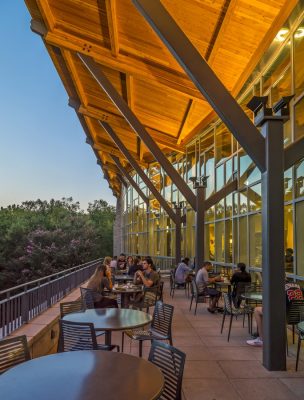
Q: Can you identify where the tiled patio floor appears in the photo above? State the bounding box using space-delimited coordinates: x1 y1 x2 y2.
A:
110 281 304 400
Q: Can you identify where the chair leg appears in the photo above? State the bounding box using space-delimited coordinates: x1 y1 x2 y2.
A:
228 314 233 342
221 311 226 334
293 325 295 344
296 335 302 371
194 301 198 315
189 296 193 311
121 332 125 353
243 313 245 328
139 340 143 358
286 327 289 356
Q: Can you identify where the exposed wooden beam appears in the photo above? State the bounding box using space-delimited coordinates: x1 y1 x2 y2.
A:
36 0 55 30
79 52 197 209
41 27 205 101
126 74 134 110
133 0 266 172
105 0 119 57
177 99 194 145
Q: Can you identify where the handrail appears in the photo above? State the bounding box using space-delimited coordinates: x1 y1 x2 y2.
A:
0 258 102 338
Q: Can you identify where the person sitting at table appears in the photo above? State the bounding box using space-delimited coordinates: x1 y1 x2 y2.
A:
117 253 127 270
247 280 303 346
126 255 134 272
230 262 251 307
104 256 114 290
87 264 118 308
196 261 221 313
128 256 143 276
134 257 159 288
110 255 117 270
175 257 191 285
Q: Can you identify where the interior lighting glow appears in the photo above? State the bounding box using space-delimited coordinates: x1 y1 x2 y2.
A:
276 28 289 42
295 27 304 39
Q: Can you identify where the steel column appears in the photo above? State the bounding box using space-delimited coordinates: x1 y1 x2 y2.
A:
111 155 149 206
174 206 182 266
78 52 196 210
261 119 286 371
195 186 205 271
101 121 177 223
132 0 266 172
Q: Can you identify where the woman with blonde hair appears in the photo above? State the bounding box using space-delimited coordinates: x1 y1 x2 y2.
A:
87 264 118 308
104 256 113 289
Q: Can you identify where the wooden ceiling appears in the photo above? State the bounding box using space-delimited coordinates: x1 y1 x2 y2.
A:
25 0 297 196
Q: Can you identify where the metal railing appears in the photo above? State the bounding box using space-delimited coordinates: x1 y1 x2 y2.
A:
0 258 102 339
133 254 175 271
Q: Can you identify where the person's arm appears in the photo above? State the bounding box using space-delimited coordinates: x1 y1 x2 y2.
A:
136 270 153 287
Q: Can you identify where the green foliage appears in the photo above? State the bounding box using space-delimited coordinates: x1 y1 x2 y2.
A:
0 198 115 290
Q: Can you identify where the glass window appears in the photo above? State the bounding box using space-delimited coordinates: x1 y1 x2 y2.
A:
226 194 233 218
215 124 232 164
295 159 304 198
233 219 238 264
239 151 261 187
295 97 304 140
205 205 214 222
284 204 294 273
200 130 214 176
284 168 293 202
233 193 238 215
225 158 233 184
225 219 232 263
248 184 262 212
294 22 304 96
205 148 215 198
205 223 215 261
216 164 224 191
215 199 224 219
296 201 304 276
239 192 248 214
186 143 196 181
249 213 262 267
239 217 248 264
215 221 225 262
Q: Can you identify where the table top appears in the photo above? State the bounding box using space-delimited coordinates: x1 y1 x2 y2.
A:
112 283 144 293
242 292 263 302
63 308 152 331
0 350 164 400
215 280 231 286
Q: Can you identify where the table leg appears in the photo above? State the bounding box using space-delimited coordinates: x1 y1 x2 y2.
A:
105 331 112 346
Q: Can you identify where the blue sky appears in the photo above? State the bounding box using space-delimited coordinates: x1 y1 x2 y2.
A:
0 1 115 210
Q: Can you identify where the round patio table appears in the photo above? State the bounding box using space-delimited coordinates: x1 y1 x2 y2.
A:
63 308 152 345
241 292 263 302
112 284 144 308
114 274 134 282
0 350 164 400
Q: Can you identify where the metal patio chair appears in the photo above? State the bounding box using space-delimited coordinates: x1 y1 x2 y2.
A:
60 300 85 318
189 279 209 315
0 335 31 374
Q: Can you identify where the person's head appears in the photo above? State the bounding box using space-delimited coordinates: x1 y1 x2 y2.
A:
142 256 154 271
134 256 141 266
183 257 190 265
119 253 126 260
202 261 212 271
237 262 246 272
127 255 134 265
90 264 107 284
113 256 117 260
104 256 112 266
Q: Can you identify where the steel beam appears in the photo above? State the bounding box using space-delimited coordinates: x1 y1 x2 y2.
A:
111 155 149 206
261 119 286 371
195 186 205 271
132 0 266 172
101 121 177 222
174 207 182 266
284 136 304 171
203 179 238 211
78 52 197 210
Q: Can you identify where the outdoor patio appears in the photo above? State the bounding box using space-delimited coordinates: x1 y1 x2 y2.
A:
117 281 304 400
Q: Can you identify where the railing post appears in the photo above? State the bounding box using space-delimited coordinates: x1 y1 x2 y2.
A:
21 286 29 324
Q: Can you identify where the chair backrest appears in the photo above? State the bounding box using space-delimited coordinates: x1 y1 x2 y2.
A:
170 270 175 289
148 341 185 400
0 335 31 374
223 293 233 314
60 300 85 318
58 320 98 352
80 287 95 309
191 279 201 299
286 299 304 325
151 301 174 338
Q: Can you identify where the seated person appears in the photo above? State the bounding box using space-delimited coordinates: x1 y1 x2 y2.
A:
247 281 303 347
87 264 118 308
230 262 251 307
130 257 159 308
175 257 191 284
128 256 143 276
196 261 221 313
117 253 127 270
